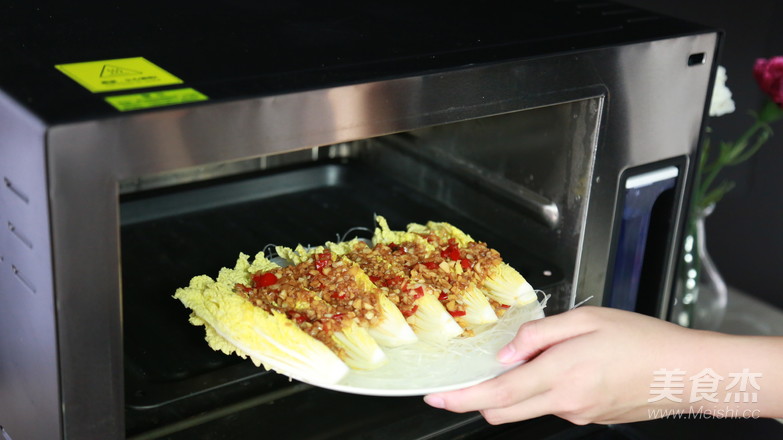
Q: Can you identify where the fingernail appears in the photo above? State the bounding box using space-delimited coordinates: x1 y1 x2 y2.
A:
497 343 517 363
423 395 445 409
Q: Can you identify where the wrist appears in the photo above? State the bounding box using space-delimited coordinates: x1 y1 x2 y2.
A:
644 332 783 420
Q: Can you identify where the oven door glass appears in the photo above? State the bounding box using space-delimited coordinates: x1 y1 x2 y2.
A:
120 98 600 438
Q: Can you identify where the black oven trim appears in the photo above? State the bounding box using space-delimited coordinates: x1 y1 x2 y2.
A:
603 156 689 317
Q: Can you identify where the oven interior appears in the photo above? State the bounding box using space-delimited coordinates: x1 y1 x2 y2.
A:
120 98 600 438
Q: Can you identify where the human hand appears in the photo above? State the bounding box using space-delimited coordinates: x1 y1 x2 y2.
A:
422 306 716 425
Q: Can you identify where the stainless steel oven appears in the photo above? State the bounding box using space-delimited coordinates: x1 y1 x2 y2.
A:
0 1 718 438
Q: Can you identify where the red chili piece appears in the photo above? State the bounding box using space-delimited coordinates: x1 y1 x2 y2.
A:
388 243 406 254
402 305 419 317
424 262 439 270
449 310 467 317
441 243 461 261
460 258 472 270
438 292 448 301
253 272 278 287
314 251 332 273
288 312 308 323
384 276 406 289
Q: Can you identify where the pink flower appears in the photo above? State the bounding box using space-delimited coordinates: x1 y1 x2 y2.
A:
753 56 783 107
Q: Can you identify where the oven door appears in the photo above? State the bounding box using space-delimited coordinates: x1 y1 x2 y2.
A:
120 100 591 438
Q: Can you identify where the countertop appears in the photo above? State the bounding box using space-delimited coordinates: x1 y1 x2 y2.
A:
717 287 783 336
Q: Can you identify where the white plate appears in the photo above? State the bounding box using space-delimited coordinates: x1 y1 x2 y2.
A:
299 299 546 396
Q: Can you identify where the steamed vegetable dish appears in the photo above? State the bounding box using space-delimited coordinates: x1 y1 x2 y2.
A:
174 216 538 386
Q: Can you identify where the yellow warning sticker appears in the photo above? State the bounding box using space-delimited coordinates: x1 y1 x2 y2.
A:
55 57 183 93
104 88 208 111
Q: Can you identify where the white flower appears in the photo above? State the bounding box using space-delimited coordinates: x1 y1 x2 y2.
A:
709 65 736 117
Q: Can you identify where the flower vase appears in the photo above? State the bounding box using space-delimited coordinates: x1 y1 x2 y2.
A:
673 205 728 330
